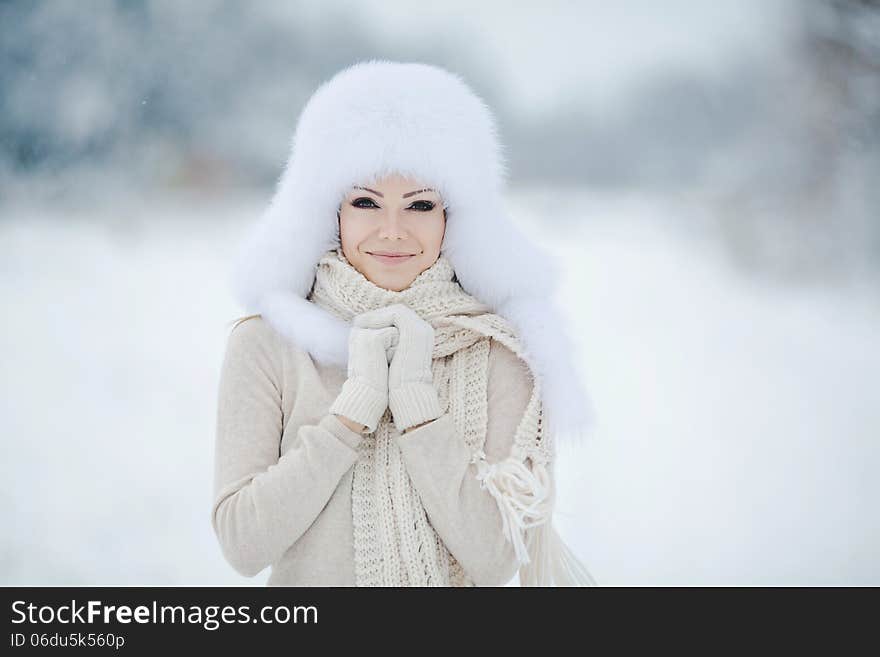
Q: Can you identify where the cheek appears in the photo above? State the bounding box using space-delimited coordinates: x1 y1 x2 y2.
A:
415 216 446 251
339 216 369 252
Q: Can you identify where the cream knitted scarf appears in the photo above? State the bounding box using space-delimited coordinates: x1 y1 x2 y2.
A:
308 248 596 586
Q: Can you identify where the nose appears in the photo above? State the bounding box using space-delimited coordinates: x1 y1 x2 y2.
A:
377 209 407 240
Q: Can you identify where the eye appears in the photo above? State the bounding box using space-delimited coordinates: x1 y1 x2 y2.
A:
351 197 379 209
409 200 435 211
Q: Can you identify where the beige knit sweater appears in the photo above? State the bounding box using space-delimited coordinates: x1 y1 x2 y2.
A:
211 314 535 586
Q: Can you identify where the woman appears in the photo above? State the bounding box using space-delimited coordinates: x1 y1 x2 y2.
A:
212 60 597 586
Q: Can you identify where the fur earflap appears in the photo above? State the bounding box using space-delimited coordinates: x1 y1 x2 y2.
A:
230 59 595 441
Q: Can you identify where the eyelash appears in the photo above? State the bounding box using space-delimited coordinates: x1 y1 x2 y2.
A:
351 197 435 211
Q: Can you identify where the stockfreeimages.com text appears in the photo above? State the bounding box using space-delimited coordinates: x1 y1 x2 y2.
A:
11 599 317 631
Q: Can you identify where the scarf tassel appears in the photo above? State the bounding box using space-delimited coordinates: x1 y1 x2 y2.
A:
472 450 599 586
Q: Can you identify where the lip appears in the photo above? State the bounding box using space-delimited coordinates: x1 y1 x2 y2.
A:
367 252 416 265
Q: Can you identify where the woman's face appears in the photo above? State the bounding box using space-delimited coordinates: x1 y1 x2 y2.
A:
338 172 446 292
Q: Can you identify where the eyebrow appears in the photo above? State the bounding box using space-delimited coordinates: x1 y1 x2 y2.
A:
353 186 436 199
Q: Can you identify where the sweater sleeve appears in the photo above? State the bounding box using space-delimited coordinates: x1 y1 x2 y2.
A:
211 317 365 578
391 339 535 586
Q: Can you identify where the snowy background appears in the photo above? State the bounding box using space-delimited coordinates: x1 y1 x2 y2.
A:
2 0 878 585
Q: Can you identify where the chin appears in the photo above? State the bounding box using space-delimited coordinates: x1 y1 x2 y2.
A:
366 270 414 292
375 277 410 292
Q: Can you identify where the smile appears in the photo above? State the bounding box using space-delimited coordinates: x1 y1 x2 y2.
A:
368 252 416 265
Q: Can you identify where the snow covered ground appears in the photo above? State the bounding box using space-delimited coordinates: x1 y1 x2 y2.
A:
2 186 878 585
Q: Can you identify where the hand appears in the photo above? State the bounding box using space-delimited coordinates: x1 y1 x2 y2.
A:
335 414 367 434
328 322 399 434
354 303 442 433
402 418 435 434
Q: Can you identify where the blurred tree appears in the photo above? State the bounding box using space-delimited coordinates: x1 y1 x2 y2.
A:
716 0 879 282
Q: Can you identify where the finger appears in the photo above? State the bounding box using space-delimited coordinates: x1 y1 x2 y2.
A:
353 306 398 329
377 326 399 362
377 326 399 347
356 303 424 330
389 304 424 330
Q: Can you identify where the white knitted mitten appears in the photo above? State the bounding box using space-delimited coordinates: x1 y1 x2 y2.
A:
329 323 399 433
353 303 442 433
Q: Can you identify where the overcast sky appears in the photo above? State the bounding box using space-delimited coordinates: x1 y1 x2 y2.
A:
271 0 798 118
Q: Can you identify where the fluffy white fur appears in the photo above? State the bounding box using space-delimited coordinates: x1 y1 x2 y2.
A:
229 59 595 442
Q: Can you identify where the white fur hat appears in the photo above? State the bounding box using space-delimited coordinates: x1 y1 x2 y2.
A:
230 59 595 440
